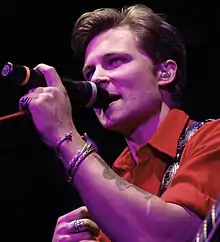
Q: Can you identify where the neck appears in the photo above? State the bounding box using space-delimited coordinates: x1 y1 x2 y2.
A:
125 102 171 163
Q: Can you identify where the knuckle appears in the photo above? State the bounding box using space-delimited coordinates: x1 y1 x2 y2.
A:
56 235 71 242
46 86 58 94
81 218 99 237
83 217 89 224
56 222 68 234
57 215 66 225
41 92 53 101
79 206 89 218
46 86 66 96
35 63 53 71
35 64 57 78
45 66 56 75
28 87 44 93
82 218 90 228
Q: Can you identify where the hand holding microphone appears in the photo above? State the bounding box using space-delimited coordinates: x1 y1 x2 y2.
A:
1 62 93 147
18 63 79 147
0 62 116 122
1 62 112 109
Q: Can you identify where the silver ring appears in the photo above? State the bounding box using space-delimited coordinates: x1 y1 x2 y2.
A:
19 96 32 109
67 219 86 234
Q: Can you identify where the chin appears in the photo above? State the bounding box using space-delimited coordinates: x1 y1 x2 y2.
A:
99 117 117 131
94 104 127 132
99 115 130 134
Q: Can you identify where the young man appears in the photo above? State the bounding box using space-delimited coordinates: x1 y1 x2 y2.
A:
19 4 220 242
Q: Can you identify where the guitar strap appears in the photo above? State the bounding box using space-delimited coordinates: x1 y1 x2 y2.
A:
157 118 214 197
156 116 220 241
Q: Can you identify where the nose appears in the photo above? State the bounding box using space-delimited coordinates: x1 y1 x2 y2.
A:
91 67 110 86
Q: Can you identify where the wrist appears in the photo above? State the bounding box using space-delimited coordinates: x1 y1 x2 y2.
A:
67 135 96 185
56 132 86 169
55 132 97 185
56 131 73 158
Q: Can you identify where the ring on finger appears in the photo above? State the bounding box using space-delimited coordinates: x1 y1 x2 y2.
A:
67 219 86 234
19 95 33 109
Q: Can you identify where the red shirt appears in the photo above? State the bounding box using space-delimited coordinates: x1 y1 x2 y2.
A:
97 109 220 241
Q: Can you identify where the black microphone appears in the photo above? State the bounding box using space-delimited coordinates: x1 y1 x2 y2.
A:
0 62 112 109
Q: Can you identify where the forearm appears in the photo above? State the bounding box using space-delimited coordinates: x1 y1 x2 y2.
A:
60 141 201 241
74 152 155 241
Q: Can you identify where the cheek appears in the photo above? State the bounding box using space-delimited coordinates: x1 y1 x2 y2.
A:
125 82 161 111
110 63 139 83
109 63 158 101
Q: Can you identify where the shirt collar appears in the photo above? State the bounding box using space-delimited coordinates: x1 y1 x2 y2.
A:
113 109 190 170
137 108 190 159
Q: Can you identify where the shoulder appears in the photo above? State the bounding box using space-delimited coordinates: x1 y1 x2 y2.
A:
183 118 220 158
191 118 220 142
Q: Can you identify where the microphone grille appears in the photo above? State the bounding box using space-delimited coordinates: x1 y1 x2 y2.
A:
1 62 13 77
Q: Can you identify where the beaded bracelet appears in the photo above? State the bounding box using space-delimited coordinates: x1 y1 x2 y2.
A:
67 133 96 185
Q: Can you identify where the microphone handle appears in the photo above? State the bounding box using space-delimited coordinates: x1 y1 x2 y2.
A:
1 62 45 88
0 110 27 123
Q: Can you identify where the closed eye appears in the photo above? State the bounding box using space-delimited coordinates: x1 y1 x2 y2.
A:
83 67 95 81
104 56 129 70
109 57 123 66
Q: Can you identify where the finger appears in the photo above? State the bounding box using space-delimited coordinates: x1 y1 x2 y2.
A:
28 87 45 94
80 240 97 242
28 86 63 99
67 219 100 237
54 232 95 242
34 64 64 88
57 206 90 224
55 222 69 235
19 91 44 111
19 95 34 111
54 235 72 242
68 231 95 241
42 86 65 97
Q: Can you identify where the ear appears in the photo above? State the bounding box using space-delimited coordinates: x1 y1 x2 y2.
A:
156 59 178 87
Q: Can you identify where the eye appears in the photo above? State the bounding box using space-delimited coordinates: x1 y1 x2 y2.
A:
109 57 123 66
84 68 95 81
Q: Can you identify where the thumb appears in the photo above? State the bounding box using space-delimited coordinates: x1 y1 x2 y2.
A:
34 63 64 88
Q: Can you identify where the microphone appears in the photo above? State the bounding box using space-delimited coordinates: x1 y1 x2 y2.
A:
0 62 112 109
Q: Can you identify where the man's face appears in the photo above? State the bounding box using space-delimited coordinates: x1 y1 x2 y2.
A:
83 26 162 135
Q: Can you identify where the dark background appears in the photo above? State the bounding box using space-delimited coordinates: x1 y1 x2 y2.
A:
0 1 220 241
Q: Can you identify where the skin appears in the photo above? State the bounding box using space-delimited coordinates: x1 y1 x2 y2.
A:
22 26 202 241
52 206 99 242
83 26 177 161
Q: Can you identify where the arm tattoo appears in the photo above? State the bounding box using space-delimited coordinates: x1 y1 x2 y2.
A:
92 153 153 199
92 153 115 179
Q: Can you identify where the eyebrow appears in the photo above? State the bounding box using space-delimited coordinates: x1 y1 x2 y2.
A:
83 52 131 74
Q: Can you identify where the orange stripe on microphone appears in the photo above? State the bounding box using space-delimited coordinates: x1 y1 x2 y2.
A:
20 66 30 86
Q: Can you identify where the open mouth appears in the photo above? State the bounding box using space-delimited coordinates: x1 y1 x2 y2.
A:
103 94 121 112
108 94 121 103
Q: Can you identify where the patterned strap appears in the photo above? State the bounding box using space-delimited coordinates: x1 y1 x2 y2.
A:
155 117 219 241
157 119 213 197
